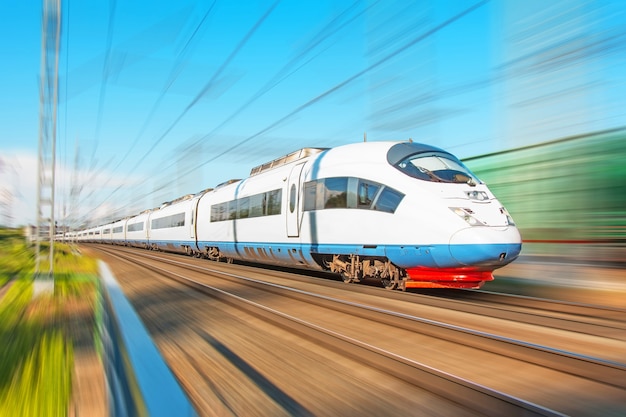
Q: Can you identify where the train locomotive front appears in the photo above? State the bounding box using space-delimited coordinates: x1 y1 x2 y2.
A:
299 141 521 289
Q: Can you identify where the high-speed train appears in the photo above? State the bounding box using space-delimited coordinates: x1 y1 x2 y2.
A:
75 141 521 290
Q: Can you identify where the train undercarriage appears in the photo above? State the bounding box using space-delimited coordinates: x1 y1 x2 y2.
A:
198 245 408 290
203 246 234 263
325 254 407 291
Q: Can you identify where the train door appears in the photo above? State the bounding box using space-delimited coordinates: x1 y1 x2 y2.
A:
190 207 196 239
190 197 200 240
287 163 305 237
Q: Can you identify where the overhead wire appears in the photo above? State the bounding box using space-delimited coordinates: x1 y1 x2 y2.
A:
161 0 375 173
84 0 282 220
168 0 491 182
88 0 365 218
58 0 71 227
110 1 217 173
75 2 197 222
130 0 282 172
124 0 370 201
89 0 117 166
86 0 490 224
72 0 117 227
71 4 203 224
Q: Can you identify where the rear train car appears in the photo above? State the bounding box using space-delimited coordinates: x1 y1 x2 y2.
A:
125 211 150 249
110 219 127 245
148 192 206 255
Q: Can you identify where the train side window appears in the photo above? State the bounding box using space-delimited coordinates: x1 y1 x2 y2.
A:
357 180 380 209
220 202 228 221
152 212 185 229
262 193 267 216
249 193 264 218
324 177 348 209
303 181 316 211
289 184 296 213
267 189 282 215
228 201 237 220
238 197 250 219
373 187 404 213
128 222 143 232
210 204 220 222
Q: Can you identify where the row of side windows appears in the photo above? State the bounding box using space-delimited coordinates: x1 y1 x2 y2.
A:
127 222 144 232
303 177 404 214
79 178 401 234
211 189 282 222
152 212 185 229
83 213 185 236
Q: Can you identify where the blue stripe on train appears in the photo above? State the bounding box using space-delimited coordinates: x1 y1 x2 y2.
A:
195 240 521 269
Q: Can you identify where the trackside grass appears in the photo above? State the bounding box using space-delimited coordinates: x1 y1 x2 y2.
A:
0 229 99 417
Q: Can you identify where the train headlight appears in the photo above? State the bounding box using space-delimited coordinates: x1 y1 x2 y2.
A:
450 207 483 226
465 191 489 201
500 207 516 226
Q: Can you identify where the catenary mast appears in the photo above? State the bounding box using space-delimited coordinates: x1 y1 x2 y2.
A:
35 0 62 277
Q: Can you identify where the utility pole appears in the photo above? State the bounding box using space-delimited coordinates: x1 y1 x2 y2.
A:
0 159 10 227
35 0 61 288
69 136 81 236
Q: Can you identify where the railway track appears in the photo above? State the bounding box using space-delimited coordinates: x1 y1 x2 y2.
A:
415 289 626 340
90 245 626 417
110 246 626 362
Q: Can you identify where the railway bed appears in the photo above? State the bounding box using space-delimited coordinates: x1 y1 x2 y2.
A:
87 245 626 417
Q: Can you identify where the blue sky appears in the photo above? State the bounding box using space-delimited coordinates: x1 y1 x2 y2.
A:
1 0 625 227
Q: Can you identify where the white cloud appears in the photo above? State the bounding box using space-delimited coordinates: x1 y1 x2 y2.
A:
0 151 147 228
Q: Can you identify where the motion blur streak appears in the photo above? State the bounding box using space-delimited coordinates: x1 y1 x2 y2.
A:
465 128 626 304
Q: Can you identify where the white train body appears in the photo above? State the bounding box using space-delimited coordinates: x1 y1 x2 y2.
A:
110 219 127 245
101 225 112 243
125 212 150 248
147 193 202 255
79 141 521 289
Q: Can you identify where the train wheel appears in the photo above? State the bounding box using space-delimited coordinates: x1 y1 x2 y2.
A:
381 268 401 290
381 277 398 290
342 272 354 284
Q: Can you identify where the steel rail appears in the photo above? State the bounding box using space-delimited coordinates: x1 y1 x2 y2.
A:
101 245 626 391
124 245 626 340
100 246 565 417
435 288 626 324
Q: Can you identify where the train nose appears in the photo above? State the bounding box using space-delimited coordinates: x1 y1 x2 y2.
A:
448 226 522 267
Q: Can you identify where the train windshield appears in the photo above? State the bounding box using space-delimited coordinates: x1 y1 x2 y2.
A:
393 152 481 185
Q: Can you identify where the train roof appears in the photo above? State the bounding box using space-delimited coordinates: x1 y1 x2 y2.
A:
250 147 328 176
215 179 241 189
386 142 452 166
